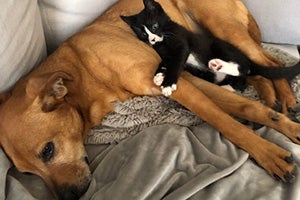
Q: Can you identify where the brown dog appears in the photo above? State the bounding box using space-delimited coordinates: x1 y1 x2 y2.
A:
0 0 299 199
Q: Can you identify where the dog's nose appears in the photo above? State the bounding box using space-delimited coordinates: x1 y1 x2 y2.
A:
55 167 91 200
58 188 81 200
57 183 90 200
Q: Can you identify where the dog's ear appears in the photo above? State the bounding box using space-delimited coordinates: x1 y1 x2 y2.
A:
0 92 11 105
26 71 73 112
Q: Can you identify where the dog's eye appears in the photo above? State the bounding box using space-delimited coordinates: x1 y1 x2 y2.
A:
40 142 55 162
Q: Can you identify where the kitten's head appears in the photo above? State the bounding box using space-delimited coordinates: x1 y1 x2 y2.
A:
121 0 170 45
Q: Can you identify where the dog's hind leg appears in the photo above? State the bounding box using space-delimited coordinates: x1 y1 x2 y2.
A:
246 76 282 111
232 4 297 113
181 0 297 114
273 79 297 114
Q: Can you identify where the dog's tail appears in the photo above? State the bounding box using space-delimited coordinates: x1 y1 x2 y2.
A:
250 61 300 80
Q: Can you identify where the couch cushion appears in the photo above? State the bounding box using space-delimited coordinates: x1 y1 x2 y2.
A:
39 0 119 53
0 0 46 93
242 0 300 45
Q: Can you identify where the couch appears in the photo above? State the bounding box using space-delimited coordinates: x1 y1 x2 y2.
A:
0 0 299 199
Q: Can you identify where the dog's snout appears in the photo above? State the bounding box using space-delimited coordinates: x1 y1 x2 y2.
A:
57 182 90 200
54 162 91 200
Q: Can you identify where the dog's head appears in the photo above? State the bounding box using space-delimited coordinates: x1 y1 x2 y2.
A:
0 71 91 200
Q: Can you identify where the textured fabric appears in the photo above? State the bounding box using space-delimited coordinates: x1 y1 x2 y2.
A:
38 0 119 53
242 0 300 45
0 0 46 92
85 96 203 144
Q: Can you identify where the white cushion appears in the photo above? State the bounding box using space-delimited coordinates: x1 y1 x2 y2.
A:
38 0 119 53
0 0 46 92
242 0 300 45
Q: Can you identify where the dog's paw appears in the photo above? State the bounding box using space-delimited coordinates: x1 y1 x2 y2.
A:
288 104 300 123
161 84 177 96
271 100 283 113
153 73 165 86
253 144 296 183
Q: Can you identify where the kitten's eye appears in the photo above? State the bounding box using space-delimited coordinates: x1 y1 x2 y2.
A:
152 23 159 31
142 32 148 38
40 142 55 162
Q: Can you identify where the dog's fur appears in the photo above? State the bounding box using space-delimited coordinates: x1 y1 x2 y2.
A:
0 0 299 199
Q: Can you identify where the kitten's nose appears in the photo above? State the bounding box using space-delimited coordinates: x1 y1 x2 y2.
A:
149 36 155 42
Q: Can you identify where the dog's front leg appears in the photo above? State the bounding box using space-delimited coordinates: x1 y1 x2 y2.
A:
171 74 296 182
182 72 300 143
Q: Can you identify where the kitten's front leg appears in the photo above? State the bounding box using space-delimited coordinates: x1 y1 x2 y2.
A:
154 45 188 96
153 64 166 86
161 83 177 96
160 72 180 96
153 64 177 96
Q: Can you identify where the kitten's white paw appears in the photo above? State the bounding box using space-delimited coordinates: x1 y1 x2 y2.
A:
161 84 177 96
171 84 177 91
153 73 164 86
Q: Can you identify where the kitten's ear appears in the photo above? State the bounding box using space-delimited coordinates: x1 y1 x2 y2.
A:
143 0 158 11
120 15 137 27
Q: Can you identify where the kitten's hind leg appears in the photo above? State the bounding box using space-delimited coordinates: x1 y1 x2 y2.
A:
209 59 241 76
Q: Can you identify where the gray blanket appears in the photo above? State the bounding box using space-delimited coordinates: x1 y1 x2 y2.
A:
0 44 300 200
82 125 300 200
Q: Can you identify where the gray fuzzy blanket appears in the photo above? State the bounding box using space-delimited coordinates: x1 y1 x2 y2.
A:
85 96 203 144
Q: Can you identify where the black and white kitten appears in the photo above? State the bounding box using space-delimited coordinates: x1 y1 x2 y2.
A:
121 0 300 96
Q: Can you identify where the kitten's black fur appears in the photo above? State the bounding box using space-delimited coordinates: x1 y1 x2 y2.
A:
121 0 300 93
